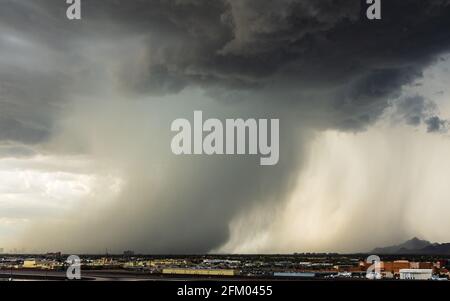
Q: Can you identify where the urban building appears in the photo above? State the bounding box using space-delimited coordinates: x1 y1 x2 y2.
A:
399 269 433 280
162 268 239 276
381 260 410 274
22 259 38 268
274 272 316 278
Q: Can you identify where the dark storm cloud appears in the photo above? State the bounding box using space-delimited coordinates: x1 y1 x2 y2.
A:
391 95 450 132
3 0 450 253
426 116 449 133
84 0 450 130
332 67 423 130
0 117 48 144
3 0 450 134
0 1 77 146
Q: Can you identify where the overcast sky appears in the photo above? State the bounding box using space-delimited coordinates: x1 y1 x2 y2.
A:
1 0 450 254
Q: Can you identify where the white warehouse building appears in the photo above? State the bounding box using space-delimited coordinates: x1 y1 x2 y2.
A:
399 269 433 280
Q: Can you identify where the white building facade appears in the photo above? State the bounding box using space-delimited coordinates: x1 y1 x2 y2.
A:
399 269 433 280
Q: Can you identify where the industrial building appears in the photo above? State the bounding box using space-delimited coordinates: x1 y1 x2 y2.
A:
162 268 239 276
274 272 316 278
380 260 410 274
22 258 61 270
22 259 39 269
399 269 433 280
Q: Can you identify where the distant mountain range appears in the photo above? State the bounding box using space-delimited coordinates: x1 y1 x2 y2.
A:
371 237 450 255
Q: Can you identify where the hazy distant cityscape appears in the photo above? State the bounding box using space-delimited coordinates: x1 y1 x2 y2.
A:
1 238 449 281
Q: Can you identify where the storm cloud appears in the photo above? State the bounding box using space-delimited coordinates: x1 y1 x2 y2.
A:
1 0 450 253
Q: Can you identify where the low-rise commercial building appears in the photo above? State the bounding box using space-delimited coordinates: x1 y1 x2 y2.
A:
399 269 433 280
162 268 239 276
